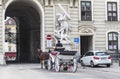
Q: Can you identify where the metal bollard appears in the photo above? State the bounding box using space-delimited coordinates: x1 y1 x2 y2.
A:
111 59 113 65
119 59 120 67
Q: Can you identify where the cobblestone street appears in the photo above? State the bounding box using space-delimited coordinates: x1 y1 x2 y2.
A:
0 62 120 79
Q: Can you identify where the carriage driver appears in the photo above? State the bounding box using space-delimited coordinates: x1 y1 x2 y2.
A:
56 40 63 47
55 40 64 51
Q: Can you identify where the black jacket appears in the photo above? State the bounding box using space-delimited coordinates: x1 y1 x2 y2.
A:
56 42 63 47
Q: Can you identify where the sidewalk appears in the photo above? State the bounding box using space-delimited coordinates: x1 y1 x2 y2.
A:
109 62 120 72
94 62 120 73
78 61 120 73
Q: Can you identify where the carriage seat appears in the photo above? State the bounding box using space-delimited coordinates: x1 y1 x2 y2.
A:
54 47 65 52
60 51 77 55
51 51 58 56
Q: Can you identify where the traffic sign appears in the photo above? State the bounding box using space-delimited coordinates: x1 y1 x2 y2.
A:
74 38 79 43
47 40 52 47
46 35 52 40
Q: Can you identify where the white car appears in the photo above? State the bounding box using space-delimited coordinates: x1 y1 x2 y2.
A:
81 51 112 67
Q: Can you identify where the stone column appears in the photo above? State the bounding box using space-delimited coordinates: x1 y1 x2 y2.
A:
70 0 74 7
70 0 78 7
75 0 78 7
45 0 49 6
0 2 6 65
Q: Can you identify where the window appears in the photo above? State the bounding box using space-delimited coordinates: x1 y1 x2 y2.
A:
81 1 92 21
85 52 93 56
108 32 118 51
95 52 109 56
107 2 117 21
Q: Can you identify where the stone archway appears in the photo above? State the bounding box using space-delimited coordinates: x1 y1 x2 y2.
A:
78 25 96 55
4 0 44 63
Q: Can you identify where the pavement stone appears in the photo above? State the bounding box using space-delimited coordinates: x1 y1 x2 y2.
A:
0 62 119 79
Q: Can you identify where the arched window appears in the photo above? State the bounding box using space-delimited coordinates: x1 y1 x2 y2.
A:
108 32 118 52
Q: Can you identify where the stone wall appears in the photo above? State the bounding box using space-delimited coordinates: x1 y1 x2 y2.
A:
44 0 120 52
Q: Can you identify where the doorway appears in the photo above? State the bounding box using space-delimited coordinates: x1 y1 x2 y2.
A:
80 35 93 56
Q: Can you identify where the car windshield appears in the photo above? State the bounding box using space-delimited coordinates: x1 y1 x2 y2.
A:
95 52 109 56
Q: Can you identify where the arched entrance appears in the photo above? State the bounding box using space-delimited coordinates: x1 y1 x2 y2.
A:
4 0 44 63
78 25 96 56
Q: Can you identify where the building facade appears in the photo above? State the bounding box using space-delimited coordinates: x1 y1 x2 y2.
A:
4 17 16 61
0 0 120 64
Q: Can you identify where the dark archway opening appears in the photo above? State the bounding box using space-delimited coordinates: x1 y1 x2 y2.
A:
80 36 93 56
5 1 41 63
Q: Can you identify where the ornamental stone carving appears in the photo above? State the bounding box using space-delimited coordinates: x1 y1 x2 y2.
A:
78 25 96 34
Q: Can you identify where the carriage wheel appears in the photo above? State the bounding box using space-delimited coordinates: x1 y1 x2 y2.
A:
47 59 52 70
71 58 78 72
55 57 60 72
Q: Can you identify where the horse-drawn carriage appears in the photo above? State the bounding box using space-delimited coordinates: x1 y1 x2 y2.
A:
46 47 78 72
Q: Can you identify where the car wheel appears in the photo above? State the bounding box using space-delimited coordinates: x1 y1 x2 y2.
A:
71 58 78 72
47 59 52 70
90 61 94 68
55 57 60 72
106 64 111 67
